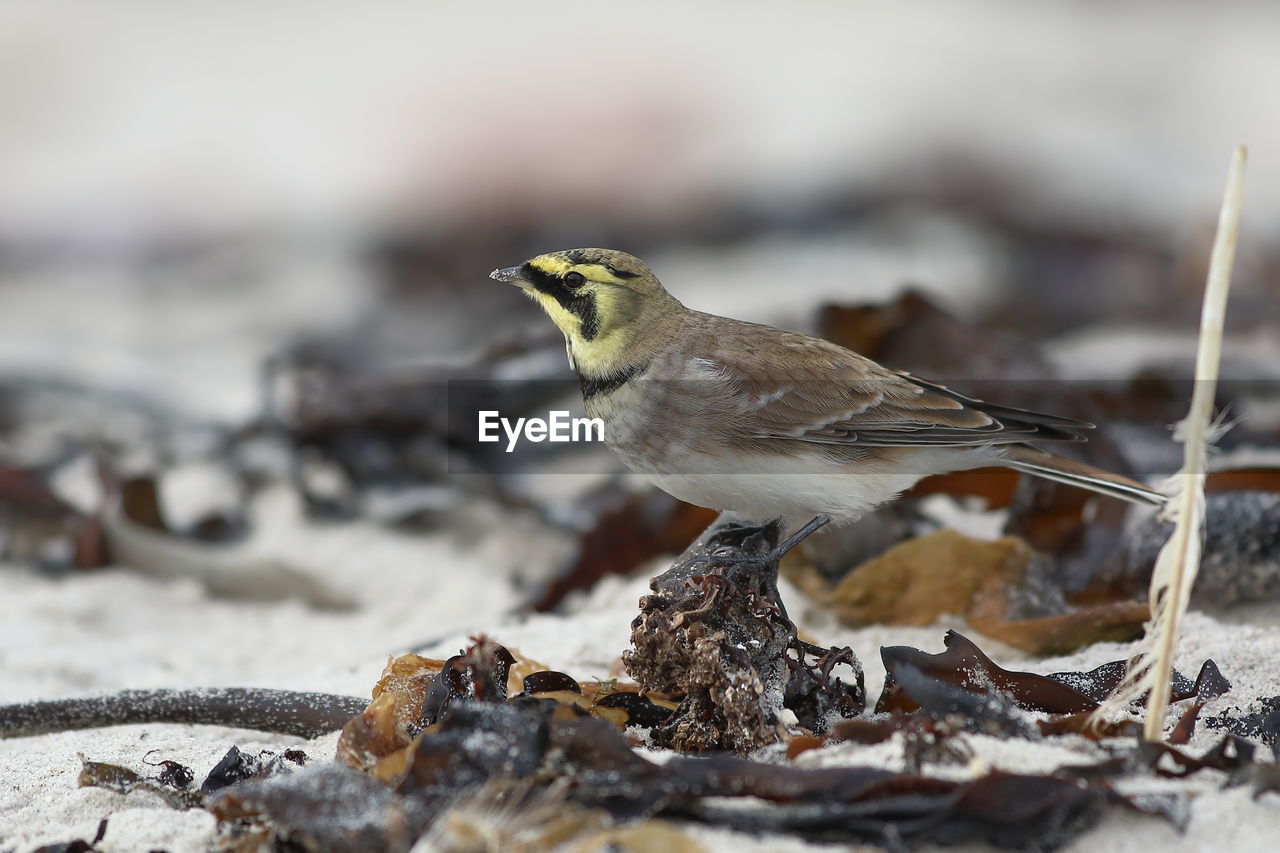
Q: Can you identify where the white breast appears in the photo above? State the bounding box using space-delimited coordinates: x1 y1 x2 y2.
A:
643 446 992 526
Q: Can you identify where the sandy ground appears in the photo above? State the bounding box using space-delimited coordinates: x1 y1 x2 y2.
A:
4 537 1280 851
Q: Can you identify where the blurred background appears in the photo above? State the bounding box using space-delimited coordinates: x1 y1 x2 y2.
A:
3 0 1278 406
1 0 1278 621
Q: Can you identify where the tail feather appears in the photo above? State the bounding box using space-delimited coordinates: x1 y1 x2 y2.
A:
1003 444 1163 506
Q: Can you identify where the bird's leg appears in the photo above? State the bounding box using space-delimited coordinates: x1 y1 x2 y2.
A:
752 515 830 621
688 515 830 622
747 512 829 617
770 515 831 558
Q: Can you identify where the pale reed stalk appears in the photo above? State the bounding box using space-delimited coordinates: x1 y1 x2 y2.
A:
1089 146 1247 741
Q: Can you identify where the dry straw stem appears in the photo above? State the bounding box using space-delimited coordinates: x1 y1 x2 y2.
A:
1089 146 1248 741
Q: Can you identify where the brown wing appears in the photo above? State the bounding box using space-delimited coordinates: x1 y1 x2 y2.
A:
704 327 1089 448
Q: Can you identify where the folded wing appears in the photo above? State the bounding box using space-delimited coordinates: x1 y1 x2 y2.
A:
708 332 1090 448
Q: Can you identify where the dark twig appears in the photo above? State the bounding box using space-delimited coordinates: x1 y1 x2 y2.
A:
0 688 367 740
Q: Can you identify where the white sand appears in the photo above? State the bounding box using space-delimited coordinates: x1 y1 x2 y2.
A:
4 538 1280 851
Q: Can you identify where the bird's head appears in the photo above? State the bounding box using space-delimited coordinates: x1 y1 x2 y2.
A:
491 248 679 374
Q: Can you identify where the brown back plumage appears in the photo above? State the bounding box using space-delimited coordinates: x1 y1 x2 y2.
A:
673 313 1090 448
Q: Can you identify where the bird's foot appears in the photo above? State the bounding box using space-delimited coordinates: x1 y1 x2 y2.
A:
704 519 781 552
687 516 831 620
701 515 829 562
693 515 829 571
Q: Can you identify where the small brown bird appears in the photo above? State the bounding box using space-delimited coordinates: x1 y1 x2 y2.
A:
492 248 1159 542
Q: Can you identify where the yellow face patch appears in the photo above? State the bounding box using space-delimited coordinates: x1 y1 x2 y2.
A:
517 255 637 374
528 290 583 338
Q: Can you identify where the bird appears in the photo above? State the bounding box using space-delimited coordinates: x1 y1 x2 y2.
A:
491 248 1160 549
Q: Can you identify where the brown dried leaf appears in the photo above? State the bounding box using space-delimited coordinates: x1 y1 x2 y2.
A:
1008 477 1129 557
784 733 828 760
372 654 445 703
828 530 1032 626
1205 467 1280 494
1037 712 1140 739
968 600 1149 655
338 653 446 776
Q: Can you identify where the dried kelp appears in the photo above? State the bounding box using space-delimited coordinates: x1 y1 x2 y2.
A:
16 582 1252 853
201 746 308 794
784 644 865 734
211 762 425 853
623 517 864 753
1112 488 1280 607
337 640 676 783
78 756 205 809
876 630 1228 722
1206 696 1280 755
177 614 1262 852
967 600 1151 657
78 746 309 811
1046 656 1230 707
0 688 367 739
281 634 1188 852
672 770 1149 850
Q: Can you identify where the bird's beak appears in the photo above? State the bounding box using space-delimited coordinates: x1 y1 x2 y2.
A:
490 266 529 288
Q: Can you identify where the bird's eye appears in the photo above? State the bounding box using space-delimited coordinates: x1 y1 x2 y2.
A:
564 271 585 288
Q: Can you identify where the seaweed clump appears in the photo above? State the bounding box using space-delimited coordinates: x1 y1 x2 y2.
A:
624 518 865 753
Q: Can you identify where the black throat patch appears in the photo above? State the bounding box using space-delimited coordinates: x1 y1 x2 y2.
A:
521 263 601 341
579 358 650 401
